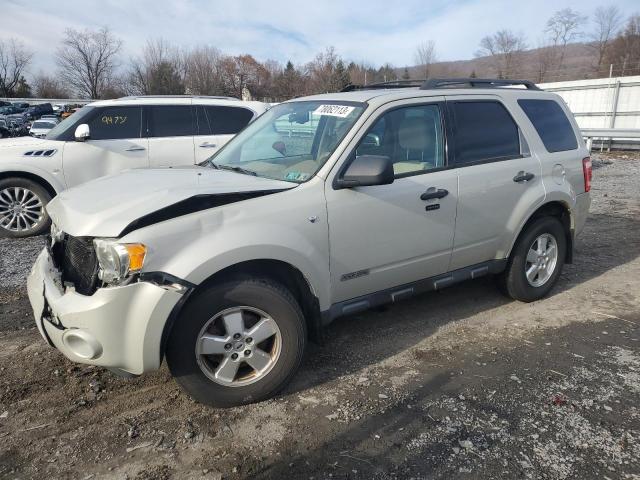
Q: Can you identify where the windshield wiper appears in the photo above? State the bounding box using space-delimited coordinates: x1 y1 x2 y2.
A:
210 162 257 176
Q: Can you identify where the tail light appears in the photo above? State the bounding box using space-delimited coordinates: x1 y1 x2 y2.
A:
582 157 592 193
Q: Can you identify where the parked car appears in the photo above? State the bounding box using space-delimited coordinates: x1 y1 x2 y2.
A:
12 102 30 112
29 119 58 138
0 105 21 115
26 78 592 407
61 104 82 119
40 114 60 123
0 95 268 236
23 103 54 120
0 119 9 138
0 100 11 107
53 103 69 114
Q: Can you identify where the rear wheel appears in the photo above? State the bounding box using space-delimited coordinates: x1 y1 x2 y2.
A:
0 177 52 238
166 278 307 407
498 216 566 302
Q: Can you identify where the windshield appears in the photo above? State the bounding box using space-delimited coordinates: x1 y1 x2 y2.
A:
45 105 94 140
201 100 366 183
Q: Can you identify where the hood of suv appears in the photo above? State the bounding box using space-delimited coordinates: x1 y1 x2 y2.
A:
0 136 49 149
48 167 295 237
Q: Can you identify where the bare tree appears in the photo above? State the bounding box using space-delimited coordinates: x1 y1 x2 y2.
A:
534 39 556 82
589 6 623 71
545 8 587 69
476 30 527 78
184 46 226 95
56 27 122 99
0 38 33 97
33 72 70 98
414 40 437 79
605 14 640 76
128 38 184 95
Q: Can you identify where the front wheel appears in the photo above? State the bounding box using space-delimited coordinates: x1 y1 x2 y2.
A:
0 177 52 238
498 216 566 302
166 278 307 407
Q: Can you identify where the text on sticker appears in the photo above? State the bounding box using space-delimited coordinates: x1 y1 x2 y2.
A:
312 105 355 118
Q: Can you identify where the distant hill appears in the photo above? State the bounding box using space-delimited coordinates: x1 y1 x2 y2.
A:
401 42 608 83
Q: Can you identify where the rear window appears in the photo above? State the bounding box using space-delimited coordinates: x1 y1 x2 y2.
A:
518 99 578 152
450 101 520 165
205 106 254 135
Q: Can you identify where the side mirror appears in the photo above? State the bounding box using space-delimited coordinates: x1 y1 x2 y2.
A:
74 124 90 141
334 155 394 189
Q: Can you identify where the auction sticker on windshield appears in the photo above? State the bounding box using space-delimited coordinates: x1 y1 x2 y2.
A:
312 105 355 118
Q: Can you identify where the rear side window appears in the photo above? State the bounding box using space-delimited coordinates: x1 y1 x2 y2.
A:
205 106 254 135
196 106 212 135
450 101 520 165
148 106 195 137
518 99 578 152
87 106 142 140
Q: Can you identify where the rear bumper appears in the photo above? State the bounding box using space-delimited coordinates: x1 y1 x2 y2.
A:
574 192 591 237
27 249 183 375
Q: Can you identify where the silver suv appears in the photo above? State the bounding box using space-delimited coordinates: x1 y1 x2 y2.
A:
27 78 592 407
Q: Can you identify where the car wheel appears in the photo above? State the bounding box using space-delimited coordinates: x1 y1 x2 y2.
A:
0 177 52 238
166 278 307 408
498 216 566 302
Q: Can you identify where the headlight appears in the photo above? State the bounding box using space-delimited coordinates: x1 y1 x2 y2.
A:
93 239 147 284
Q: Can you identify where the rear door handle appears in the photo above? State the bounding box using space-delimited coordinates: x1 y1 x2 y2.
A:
125 146 146 152
199 142 217 148
513 171 535 183
420 188 449 201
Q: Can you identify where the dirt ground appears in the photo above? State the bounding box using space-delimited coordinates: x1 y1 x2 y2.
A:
1 153 639 480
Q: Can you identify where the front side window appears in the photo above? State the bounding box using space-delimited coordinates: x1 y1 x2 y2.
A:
203 101 365 183
450 101 520 165
148 105 194 137
205 106 254 135
518 99 578 152
353 104 445 177
87 106 142 140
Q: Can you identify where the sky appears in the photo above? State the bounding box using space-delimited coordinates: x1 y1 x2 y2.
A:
2 0 638 78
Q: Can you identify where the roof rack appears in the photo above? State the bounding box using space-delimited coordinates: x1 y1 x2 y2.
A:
117 95 240 101
420 78 540 90
341 78 541 93
341 80 424 92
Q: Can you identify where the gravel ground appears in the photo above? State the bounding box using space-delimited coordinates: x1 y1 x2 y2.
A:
0 153 639 480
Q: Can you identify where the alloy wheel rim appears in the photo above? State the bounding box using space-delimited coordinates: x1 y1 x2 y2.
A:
525 233 558 287
0 187 44 232
195 306 282 387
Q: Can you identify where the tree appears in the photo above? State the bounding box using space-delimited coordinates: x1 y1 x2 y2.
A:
129 39 184 95
56 27 122 99
14 76 31 97
376 63 396 83
545 8 587 68
33 72 71 98
589 6 623 72
605 14 640 76
184 46 226 95
402 67 411 80
306 47 341 93
333 59 350 91
476 30 527 78
0 38 33 97
414 40 437 79
273 60 306 100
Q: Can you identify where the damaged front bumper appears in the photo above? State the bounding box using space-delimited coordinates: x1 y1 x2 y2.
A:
27 249 184 375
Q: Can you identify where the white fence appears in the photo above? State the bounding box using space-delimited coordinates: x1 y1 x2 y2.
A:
540 76 640 149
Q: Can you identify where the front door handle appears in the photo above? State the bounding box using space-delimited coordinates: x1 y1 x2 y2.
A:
199 142 217 148
125 146 146 152
420 187 449 201
513 171 535 183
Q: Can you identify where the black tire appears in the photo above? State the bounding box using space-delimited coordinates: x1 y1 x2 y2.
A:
498 216 566 302
0 177 52 238
166 278 307 408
